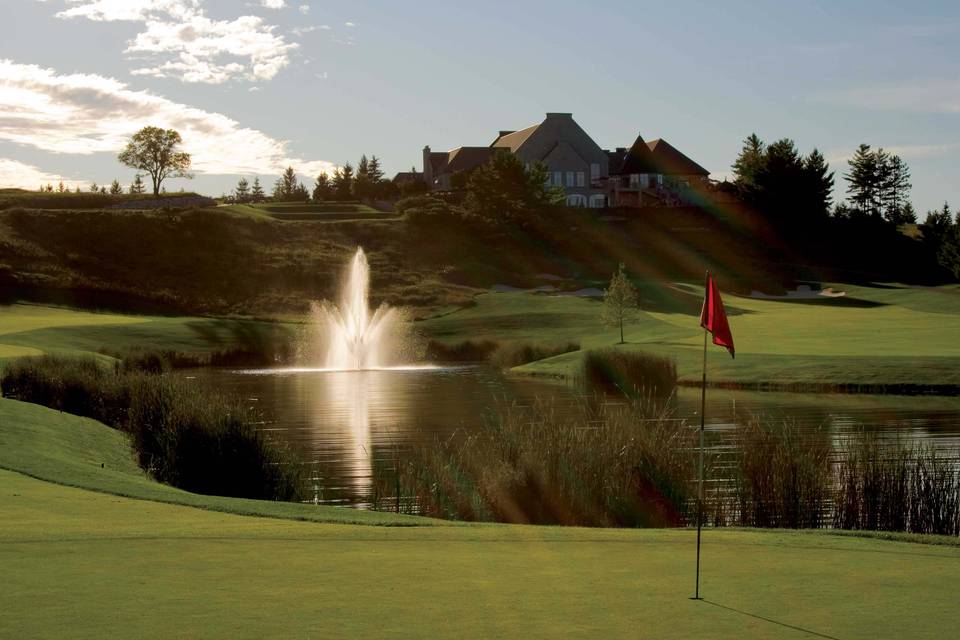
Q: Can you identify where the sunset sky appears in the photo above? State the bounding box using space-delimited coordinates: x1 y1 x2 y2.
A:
1 0 957 212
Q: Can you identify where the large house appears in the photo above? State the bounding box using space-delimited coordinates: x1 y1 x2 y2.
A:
411 112 710 208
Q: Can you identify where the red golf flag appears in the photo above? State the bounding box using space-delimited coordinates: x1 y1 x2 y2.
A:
700 272 735 359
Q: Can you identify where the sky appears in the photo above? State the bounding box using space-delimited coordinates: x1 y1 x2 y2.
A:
0 0 957 213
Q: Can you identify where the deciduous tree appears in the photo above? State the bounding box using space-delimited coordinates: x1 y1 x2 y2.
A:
602 263 640 344
118 126 193 195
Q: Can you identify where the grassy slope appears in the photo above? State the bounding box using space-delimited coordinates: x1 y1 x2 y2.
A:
2 397 959 638
420 283 960 386
0 302 296 363
0 397 427 526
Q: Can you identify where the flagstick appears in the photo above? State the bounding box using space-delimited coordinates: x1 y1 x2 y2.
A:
694 320 707 600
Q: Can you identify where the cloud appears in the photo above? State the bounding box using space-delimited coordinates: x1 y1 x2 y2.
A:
0 158 91 190
822 78 960 114
299 4 310 15
51 0 199 22
291 25 316 36
344 21 355 27
260 0 285 8
127 14 297 83
41 1 298 84
0 60 335 177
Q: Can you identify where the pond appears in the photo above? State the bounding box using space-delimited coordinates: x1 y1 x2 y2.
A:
191 366 960 508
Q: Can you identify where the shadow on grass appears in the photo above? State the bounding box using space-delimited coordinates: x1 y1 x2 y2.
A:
702 599 842 640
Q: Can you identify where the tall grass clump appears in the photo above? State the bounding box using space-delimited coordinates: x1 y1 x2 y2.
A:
834 433 959 536
488 341 579 369
379 398 701 527
729 417 832 528
579 348 677 401
1 355 305 501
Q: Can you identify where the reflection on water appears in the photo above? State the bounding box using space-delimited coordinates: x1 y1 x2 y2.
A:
193 367 960 507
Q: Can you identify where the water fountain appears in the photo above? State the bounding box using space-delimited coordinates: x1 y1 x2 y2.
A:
311 247 401 370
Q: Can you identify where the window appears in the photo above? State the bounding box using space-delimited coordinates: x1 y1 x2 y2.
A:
553 171 562 186
576 171 585 187
590 163 600 180
566 171 574 187
629 174 640 188
565 194 587 207
589 194 606 208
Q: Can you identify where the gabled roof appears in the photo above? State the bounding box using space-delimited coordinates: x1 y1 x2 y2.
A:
429 151 448 173
646 139 709 176
617 134 659 175
393 171 422 184
445 146 495 174
490 122 540 152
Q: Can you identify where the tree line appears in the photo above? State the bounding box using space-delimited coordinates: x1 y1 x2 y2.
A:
229 154 400 204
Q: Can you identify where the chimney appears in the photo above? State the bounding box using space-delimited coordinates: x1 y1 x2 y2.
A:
545 112 573 120
422 145 433 187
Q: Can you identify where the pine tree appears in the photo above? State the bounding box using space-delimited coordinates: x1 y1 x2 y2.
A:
332 163 354 200
368 155 384 183
250 177 265 203
802 149 834 218
89 182 99 193
57 180 66 193
109 179 122 195
602 262 640 344
99 186 108 195
312 173 333 201
845 144 880 217
273 167 299 201
899 202 917 225
883 155 912 223
74 185 81 194
354 155 371 200
234 177 250 203
129 174 146 194
732 133 766 194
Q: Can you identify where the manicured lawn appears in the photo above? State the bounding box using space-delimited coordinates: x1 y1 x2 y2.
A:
1 396 958 638
0 303 292 363
0 397 425 526
420 283 960 387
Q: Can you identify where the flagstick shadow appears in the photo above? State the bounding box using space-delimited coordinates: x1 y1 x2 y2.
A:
701 599 843 640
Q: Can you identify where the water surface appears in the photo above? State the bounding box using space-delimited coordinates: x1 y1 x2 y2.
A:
192 367 960 507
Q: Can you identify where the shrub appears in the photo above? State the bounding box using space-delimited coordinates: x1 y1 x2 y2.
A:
425 339 499 362
488 341 579 369
1 356 305 501
579 348 677 400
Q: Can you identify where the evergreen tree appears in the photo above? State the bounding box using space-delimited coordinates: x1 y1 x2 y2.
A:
99 186 108 195
89 182 99 193
602 262 640 344
354 155 372 200
463 153 561 223
368 155 384 182
57 180 66 193
332 163 354 200
312 173 333 201
898 202 917 225
250 177 265 202
234 177 250 203
883 155 912 223
44 183 53 192
845 144 880 217
129 174 146 194
802 148 834 218
74 185 81 193
273 167 300 201
732 133 766 195
109 179 123 195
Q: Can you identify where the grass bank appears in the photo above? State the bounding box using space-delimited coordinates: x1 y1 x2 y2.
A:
2 396 959 636
421 283 960 390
